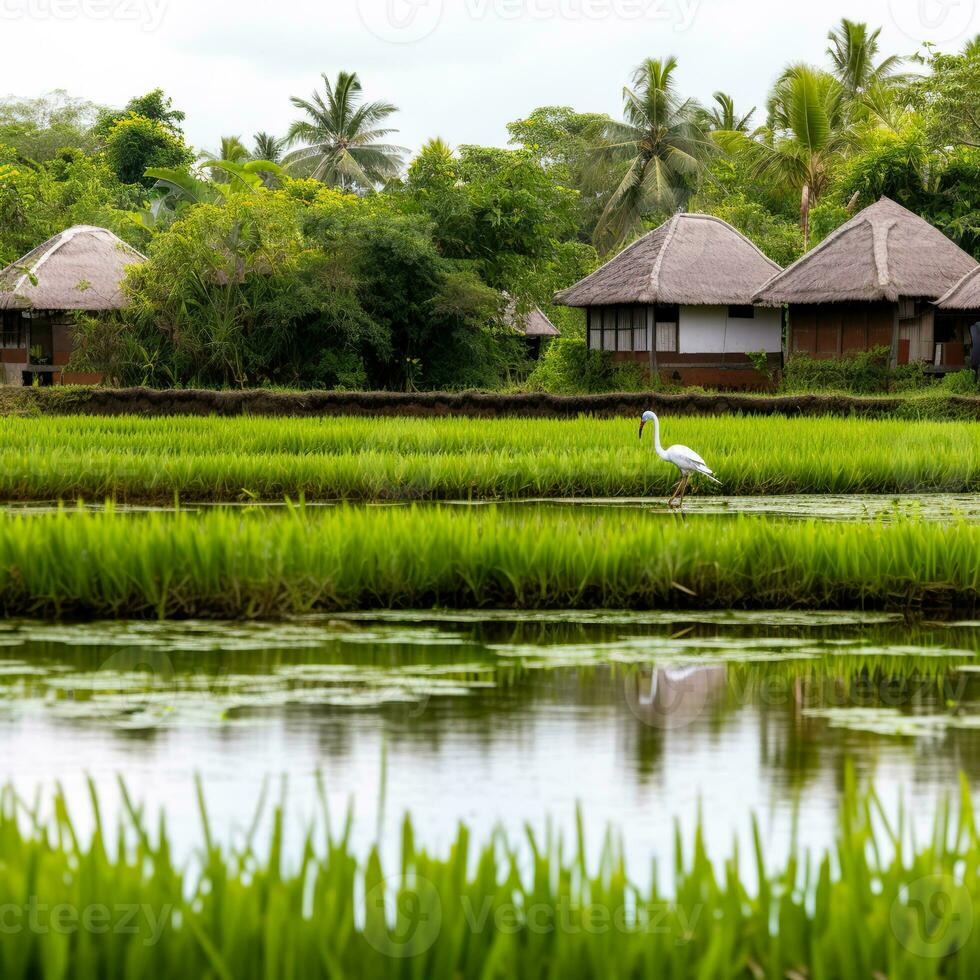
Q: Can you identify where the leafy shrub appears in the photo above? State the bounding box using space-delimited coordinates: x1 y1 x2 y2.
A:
889 361 931 392
782 347 891 394
526 336 648 393
746 350 775 383
938 369 980 394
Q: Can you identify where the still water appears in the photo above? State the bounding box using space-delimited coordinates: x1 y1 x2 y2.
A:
6 493 980 522
1 611 978 875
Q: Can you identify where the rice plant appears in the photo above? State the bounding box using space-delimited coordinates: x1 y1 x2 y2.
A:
0 770 977 978
1 506 979 618
1 415 979 500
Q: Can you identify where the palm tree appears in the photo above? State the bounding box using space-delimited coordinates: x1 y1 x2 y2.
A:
284 71 405 189
826 19 905 99
719 65 851 248
252 132 284 164
203 136 250 164
702 92 755 133
592 57 713 252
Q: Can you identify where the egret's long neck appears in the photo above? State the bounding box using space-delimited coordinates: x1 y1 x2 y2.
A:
652 417 668 460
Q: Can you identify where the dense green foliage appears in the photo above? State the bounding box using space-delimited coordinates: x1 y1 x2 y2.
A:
3 414 980 501
0 771 977 978
5 22 980 391
1 505 980 616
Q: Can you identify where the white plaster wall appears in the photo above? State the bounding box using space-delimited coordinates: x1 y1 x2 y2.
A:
678 305 782 354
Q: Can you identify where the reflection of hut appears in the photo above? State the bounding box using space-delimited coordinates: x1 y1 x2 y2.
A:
754 198 979 371
0 225 146 385
504 296 560 360
934 266 980 375
554 213 783 389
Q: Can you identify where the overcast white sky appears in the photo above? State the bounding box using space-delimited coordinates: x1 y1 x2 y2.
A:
2 0 977 157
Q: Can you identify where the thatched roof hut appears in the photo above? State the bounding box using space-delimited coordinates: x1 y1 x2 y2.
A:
554 213 781 307
754 197 977 305
503 297 560 338
936 265 980 311
501 295 559 361
0 225 146 312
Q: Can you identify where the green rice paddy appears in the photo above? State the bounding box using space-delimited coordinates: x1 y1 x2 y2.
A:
5 411 980 976
0 505 979 618
5 414 980 500
0 770 977 979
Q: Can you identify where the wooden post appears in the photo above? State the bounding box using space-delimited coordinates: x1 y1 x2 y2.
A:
781 305 788 370
889 302 900 370
648 306 657 383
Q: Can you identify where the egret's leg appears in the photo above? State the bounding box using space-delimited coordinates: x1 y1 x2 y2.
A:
674 475 690 508
669 476 685 508
667 477 682 505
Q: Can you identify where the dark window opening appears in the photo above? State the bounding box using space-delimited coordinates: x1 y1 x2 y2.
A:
0 311 24 349
728 305 755 319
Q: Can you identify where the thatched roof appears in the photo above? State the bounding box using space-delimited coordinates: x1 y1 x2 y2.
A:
754 197 978 306
935 265 980 311
503 296 560 337
517 307 560 337
0 226 146 312
553 213 781 308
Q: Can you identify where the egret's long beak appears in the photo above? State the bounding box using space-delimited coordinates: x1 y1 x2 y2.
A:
638 420 646 440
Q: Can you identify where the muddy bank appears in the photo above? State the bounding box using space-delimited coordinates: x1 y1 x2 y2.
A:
5 386 980 419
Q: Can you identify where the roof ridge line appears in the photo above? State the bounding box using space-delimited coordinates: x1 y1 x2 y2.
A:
9 226 93 297
872 217 897 287
650 213 680 297
936 262 980 306
552 228 658 301
760 208 866 290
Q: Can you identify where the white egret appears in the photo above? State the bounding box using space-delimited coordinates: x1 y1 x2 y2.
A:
638 411 720 508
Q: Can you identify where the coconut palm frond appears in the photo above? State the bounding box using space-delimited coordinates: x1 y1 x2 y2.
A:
285 71 405 191
592 57 712 253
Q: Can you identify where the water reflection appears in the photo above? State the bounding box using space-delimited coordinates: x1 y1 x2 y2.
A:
0 612 978 874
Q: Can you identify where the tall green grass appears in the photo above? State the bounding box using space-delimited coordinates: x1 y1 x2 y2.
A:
0 771 978 978
1 506 979 617
4 415 980 500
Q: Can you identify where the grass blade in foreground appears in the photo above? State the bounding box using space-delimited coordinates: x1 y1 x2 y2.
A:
0 774 976 978
0 506 979 617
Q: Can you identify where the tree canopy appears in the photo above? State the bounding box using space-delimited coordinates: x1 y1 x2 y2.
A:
4 22 980 393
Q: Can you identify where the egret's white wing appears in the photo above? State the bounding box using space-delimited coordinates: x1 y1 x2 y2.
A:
668 444 721 483
668 444 708 469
